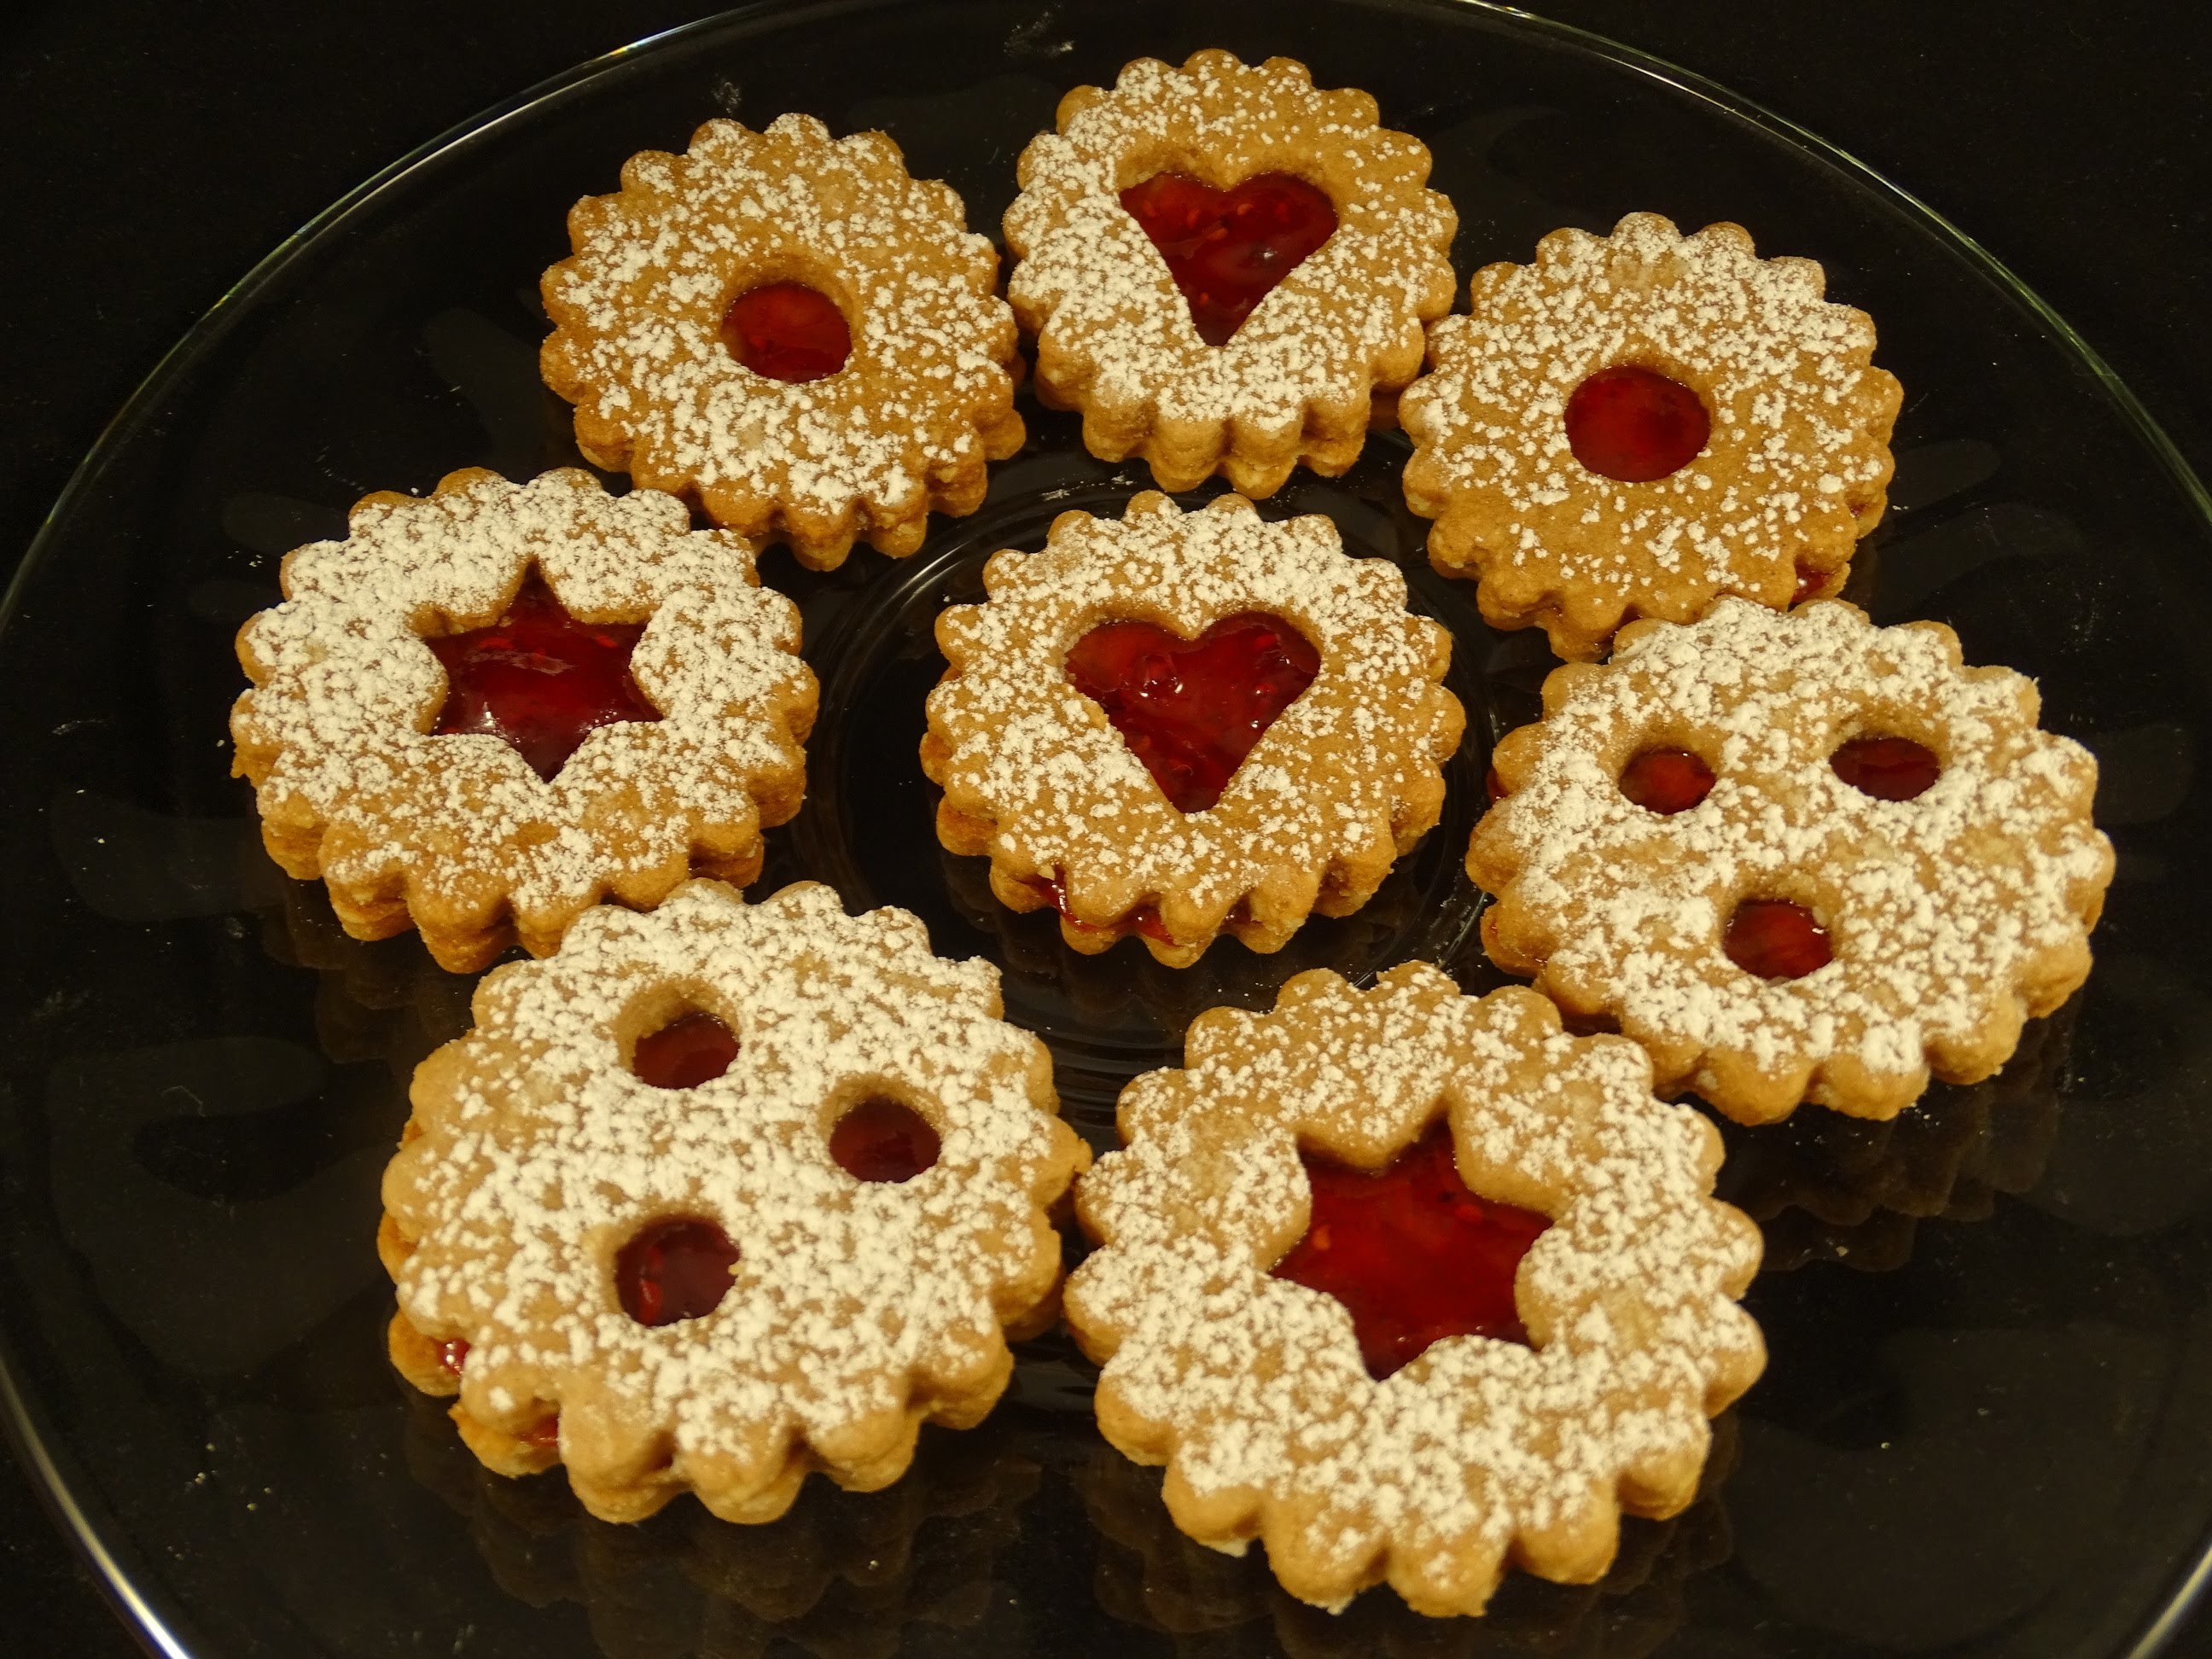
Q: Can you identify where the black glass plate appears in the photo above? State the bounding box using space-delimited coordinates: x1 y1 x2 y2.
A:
5 2 2211 1654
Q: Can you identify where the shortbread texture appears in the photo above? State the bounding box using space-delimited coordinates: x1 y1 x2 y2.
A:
921 492 1464 967
542 114 1024 568
230 469 815 972
1471 599 2113 1122
381 881 1087 1524
1401 213 1902 660
1004 50 1457 495
1068 965 1763 1617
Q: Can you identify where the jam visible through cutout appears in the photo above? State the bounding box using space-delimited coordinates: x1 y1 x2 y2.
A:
1066 613 1319 813
1620 748 1715 814
1563 364 1712 482
616 1217 741 1327
1271 1121 1551 1381
632 1010 739 1090
434 1338 556 1444
1831 735 1941 801
830 1097 941 1184
721 281 852 382
428 573 660 783
1120 172 1338 347
1724 899 1833 980
1023 875 1177 946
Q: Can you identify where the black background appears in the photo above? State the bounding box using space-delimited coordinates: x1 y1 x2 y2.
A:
2 2 2207 1653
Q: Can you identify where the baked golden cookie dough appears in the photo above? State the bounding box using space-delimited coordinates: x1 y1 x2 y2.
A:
1471 598 2112 1122
1004 50 1456 495
543 114 1023 567
1068 964 1763 1617
1401 213 1901 660
231 468 815 972
381 881 1088 1523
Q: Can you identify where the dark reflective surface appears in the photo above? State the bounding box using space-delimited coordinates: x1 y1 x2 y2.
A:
3 2 2210 1654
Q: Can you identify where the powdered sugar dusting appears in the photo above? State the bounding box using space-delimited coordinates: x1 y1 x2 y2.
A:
230 469 813 949
1005 51 1455 444
925 493 1462 947
1401 214 1901 655
1472 598 2112 1121
1068 965 1761 1615
542 114 1021 561
385 881 1084 1515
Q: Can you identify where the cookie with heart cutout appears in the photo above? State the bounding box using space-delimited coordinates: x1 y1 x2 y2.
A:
1003 49 1457 497
919 492 1464 967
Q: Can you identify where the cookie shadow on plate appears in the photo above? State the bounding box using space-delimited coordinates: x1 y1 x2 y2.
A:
258 876 485 1081
1071 1414 1740 1658
400 1382 1040 1659
1711 996 2076 1274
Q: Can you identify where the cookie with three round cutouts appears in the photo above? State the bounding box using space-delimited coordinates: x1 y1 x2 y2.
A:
1470 598 2111 1123
381 880 1087 1524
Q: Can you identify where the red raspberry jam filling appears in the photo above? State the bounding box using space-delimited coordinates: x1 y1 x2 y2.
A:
616 1216 741 1327
1791 562 1828 606
428 572 660 783
720 281 852 382
433 1338 558 1444
829 1097 940 1184
1620 748 1715 814
1831 735 1941 801
1022 875 1176 946
1271 1120 1551 1381
1065 612 1319 814
1724 899 1833 981
1563 364 1712 483
1119 172 1338 347
632 1010 739 1090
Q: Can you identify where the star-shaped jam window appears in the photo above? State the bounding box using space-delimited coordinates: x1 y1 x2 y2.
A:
425 572 661 781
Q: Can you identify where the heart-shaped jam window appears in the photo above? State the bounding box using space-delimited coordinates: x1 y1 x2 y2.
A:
428 572 661 782
1272 1120 1552 1381
1065 612 1319 813
1119 172 1338 347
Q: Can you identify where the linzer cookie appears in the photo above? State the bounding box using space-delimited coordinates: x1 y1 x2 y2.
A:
230 469 815 973
1471 598 2113 1123
381 880 1087 1524
541 114 1023 568
1400 213 1902 660
1067 964 1763 1617
1004 50 1456 496
921 492 1463 967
